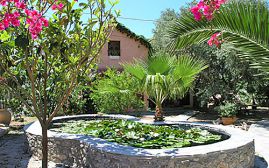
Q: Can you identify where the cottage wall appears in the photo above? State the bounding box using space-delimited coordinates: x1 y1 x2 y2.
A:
98 29 149 70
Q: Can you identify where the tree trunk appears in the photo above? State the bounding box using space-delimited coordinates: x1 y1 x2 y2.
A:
41 124 48 168
154 104 164 121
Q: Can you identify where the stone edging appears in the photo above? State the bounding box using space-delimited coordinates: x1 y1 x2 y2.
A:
24 114 255 168
0 127 9 138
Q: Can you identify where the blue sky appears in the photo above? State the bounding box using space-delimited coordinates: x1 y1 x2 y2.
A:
115 0 191 39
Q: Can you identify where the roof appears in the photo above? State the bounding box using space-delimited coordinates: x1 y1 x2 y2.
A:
115 23 152 50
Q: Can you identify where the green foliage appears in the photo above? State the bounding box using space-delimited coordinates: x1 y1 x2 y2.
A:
50 119 222 149
124 53 207 111
168 0 269 75
186 44 269 107
0 86 29 118
215 102 239 117
151 9 179 52
63 84 92 115
90 69 144 113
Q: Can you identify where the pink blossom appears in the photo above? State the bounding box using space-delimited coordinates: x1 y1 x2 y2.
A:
0 0 53 39
25 9 49 39
41 18 49 27
0 0 7 6
51 3 64 11
0 23 5 30
190 0 227 21
15 1 26 9
190 6 202 21
57 3 64 10
51 4 58 10
197 1 205 8
3 17 9 28
208 32 223 48
2 12 21 28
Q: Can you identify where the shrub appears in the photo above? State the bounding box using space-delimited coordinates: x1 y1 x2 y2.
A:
90 69 144 113
215 102 239 117
62 85 92 115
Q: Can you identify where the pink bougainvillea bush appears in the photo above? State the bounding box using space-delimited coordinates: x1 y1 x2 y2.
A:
0 0 118 167
190 0 227 47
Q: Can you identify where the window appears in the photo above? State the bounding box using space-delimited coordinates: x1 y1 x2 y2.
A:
108 41 120 57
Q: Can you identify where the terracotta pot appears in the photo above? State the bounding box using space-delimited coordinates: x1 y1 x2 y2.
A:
0 109 11 126
221 116 237 125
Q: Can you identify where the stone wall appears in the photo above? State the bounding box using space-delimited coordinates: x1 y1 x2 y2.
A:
24 115 255 168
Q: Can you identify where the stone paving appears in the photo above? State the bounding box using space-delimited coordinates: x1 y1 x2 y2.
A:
249 120 269 168
0 127 9 138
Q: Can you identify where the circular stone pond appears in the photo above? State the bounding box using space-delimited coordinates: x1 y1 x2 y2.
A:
24 114 255 168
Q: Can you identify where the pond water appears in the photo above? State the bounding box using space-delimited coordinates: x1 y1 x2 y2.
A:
49 118 229 149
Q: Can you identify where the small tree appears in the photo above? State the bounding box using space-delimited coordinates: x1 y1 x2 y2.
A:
0 0 118 167
124 53 207 121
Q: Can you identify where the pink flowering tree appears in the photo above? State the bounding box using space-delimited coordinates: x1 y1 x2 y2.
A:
169 0 269 73
0 0 119 167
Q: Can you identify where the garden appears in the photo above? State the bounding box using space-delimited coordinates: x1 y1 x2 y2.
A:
0 0 269 168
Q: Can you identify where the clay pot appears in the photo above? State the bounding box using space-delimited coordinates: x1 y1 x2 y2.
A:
0 109 11 126
221 116 237 125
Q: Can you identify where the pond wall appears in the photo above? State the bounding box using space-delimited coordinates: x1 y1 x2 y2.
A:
24 114 255 168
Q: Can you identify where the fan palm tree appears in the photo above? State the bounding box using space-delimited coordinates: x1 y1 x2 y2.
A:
124 54 207 121
168 0 269 74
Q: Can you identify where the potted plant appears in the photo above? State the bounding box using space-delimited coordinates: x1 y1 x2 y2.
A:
0 87 11 126
215 102 239 125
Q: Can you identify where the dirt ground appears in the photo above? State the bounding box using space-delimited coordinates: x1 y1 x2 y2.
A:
188 108 269 130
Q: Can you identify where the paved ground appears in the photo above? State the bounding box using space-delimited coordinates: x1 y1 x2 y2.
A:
249 120 269 168
0 130 57 168
0 130 31 168
140 110 198 122
0 127 9 137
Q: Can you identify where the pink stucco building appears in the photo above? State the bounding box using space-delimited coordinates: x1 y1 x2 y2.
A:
98 23 151 70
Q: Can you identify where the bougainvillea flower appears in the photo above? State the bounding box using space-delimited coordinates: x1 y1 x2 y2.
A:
208 32 223 48
190 6 202 21
0 0 8 6
190 0 227 21
0 23 5 30
15 1 26 9
52 3 64 11
24 9 49 39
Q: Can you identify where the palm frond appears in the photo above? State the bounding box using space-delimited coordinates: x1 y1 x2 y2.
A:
123 62 146 81
169 0 269 73
146 55 174 75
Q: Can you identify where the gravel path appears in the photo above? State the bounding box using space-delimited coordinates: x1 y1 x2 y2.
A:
0 130 56 168
0 130 31 168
